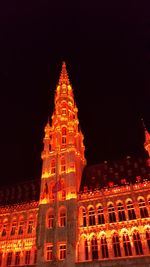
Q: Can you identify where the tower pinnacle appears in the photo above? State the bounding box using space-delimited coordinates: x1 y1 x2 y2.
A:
58 61 70 85
142 119 150 164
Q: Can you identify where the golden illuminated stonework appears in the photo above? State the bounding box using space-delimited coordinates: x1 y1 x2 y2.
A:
0 63 149 267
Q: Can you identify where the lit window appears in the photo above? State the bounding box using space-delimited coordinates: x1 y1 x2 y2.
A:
126 200 136 220
59 208 66 227
117 202 126 221
122 232 132 256
82 208 87 227
91 237 98 260
88 207 95 226
100 235 109 258
10 220 17 236
59 244 66 260
61 157 66 173
0 252 2 266
1 221 7 237
62 127 67 145
18 221 24 235
34 250 37 264
27 220 34 234
25 251 31 265
51 160 56 174
133 231 143 255
47 210 54 228
84 239 89 260
146 229 150 251
6 252 12 266
15 252 21 265
97 205 105 224
108 204 116 223
112 233 121 257
46 245 53 261
62 108 67 115
138 198 149 218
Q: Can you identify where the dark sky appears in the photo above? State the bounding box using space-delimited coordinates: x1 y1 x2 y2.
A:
0 0 149 185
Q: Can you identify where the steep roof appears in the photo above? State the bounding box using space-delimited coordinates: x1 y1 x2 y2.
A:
80 156 150 192
0 179 40 206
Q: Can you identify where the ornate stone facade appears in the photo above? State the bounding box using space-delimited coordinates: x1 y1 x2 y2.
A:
0 62 150 267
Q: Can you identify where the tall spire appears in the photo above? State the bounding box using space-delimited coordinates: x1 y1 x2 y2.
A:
58 61 70 85
142 118 150 160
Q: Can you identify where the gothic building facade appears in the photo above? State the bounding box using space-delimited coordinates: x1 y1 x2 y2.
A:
0 63 150 267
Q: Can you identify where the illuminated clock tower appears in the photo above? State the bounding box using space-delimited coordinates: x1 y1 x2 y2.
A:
37 62 86 267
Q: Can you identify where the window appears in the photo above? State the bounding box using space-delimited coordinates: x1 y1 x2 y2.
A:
122 233 132 256
146 229 150 251
61 157 66 173
27 220 34 234
47 210 54 228
59 244 66 260
18 220 24 235
46 245 53 261
91 237 98 260
34 250 37 264
51 160 56 174
88 207 95 226
25 251 31 265
138 198 148 218
108 204 116 223
112 233 121 257
15 252 21 265
1 221 7 237
6 252 12 266
100 235 109 258
62 108 67 115
83 208 86 227
97 205 105 224
10 220 17 236
133 231 143 255
126 200 136 220
0 253 2 266
117 202 126 221
85 239 89 260
62 127 67 145
59 208 66 227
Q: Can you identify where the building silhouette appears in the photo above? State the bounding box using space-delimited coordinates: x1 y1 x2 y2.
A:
0 62 150 267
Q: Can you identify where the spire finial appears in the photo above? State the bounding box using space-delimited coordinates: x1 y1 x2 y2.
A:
59 61 70 85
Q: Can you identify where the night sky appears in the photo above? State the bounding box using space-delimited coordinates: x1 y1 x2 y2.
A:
0 0 149 186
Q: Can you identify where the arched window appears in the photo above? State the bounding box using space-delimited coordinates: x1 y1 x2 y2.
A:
122 232 132 256
138 198 148 218
145 229 150 251
51 160 56 175
108 203 116 223
59 208 66 227
10 218 17 236
6 252 12 266
88 207 95 226
61 157 66 173
1 219 8 237
18 218 24 235
133 231 143 255
82 208 87 227
117 202 126 221
84 239 89 260
50 182 55 201
97 205 105 224
112 233 121 257
47 209 54 228
91 237 98 260
27 217 34 234
100 234 109 258
62 127 67 145
126 200 136 220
